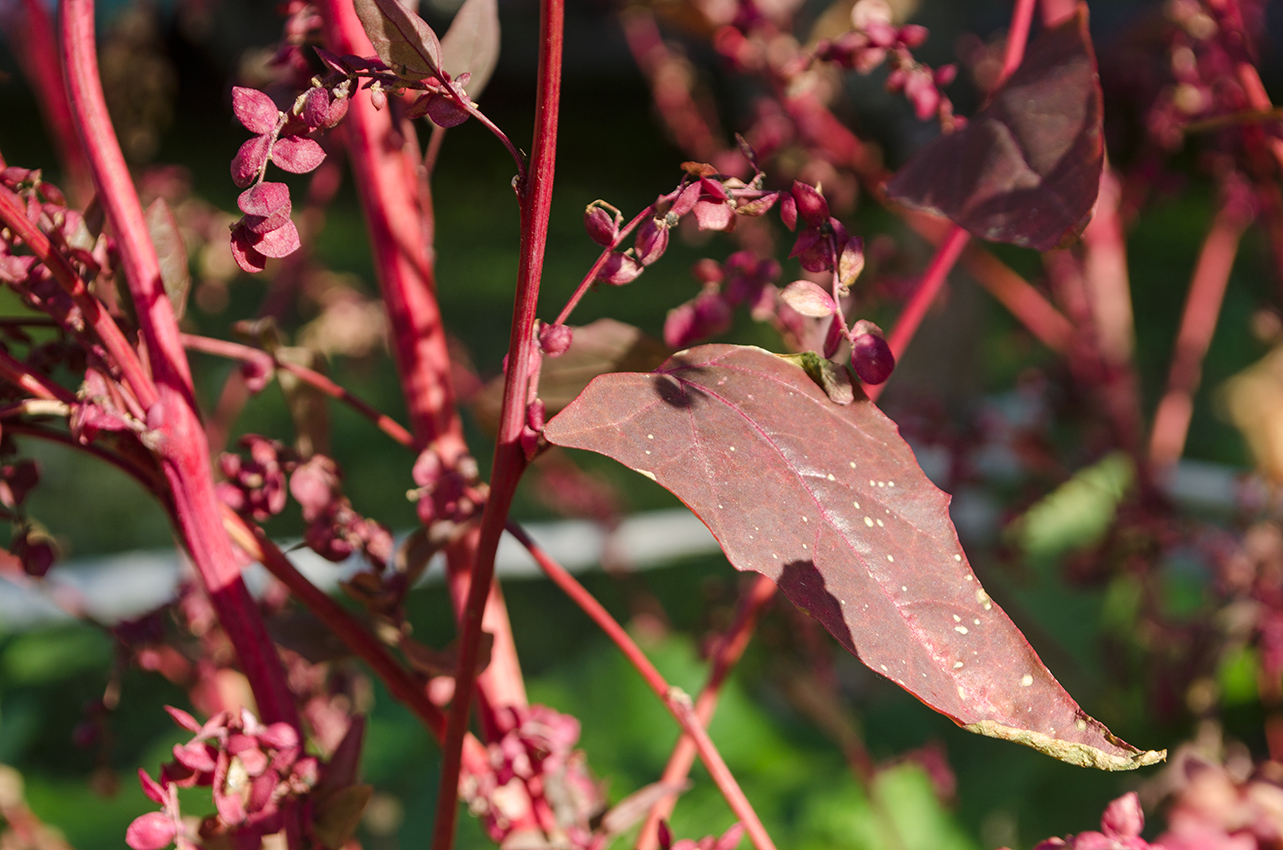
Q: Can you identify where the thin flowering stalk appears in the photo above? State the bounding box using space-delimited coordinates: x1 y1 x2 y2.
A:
1149 193 1252 471
553 198 673 327
60 0 300 732
431 0 565 839
507 523 779 850
180 334 416 450
636 573 778 850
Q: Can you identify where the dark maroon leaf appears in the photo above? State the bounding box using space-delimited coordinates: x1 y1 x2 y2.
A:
354 0 444 80
884 4 1103 251
424 93 471 128
440 0 500 98
231 87 279 135
544 344 1165 771
145 198 190 320
271 136 326 174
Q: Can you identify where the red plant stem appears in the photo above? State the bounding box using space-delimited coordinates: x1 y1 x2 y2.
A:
1148 196 1251 471
180 333 416 450
317 0 528 735
902 212 1074 353
60 0 299 731
869 225 969 402
0 349 77 404
317 0 463 455
10 0 92 203
222 509 444 735
636 573 778 850
430 0 564 842
507 523 778 850
1002 0 1038 81
554 200 669 327
0 188 155 411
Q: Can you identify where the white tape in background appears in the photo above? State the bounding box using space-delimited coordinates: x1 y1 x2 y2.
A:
0 455 1261 632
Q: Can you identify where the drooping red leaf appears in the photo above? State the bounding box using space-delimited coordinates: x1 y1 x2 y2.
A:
884 4 1103 251
230 134 272 188
544 344 1165 771
238 183 292 234
779 280 836 318
440 0 500 98
354 0 444 80
250 220 301 259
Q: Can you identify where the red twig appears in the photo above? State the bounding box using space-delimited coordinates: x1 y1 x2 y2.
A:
507 523 779 850
636 573 778 850
61 0 299 732
0 348 77 404
1148 189 1253 470
181 333 416 450
430 0 565 843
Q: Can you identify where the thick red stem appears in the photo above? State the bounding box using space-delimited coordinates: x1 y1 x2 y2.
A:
430 0 564 842
60 0 298 730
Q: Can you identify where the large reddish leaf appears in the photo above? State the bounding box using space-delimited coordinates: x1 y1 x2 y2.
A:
885 4 1103 251
544 345 1164 770
440 0 501 98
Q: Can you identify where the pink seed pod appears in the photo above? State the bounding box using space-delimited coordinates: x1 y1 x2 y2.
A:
584 205 619 246
849 320 895 385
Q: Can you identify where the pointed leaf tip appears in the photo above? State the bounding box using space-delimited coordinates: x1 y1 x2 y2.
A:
544 344 1163 771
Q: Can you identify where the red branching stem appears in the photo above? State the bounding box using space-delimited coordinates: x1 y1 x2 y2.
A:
0 188 155 410
1148 194 1252 470
870 225 969 401
430 0 564 842
10 0 92 203
636 574 778 850
903 213 1073 352
1001 0 1038 81
0 349 76 404
181 333 416 450
508 523 778 850
60 0 299 731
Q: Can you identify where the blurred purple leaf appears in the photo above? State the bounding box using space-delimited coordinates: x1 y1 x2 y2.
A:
440 0 501 97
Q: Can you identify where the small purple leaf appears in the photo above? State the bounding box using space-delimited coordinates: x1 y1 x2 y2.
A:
440 0 501 98
125 812 177 850
584 205 619 246
424 93 471 128
238 183 292 234
634 217 669 266
230 135 272 188
779 280 836 318
231 87 279 135
230 225 269 274
598 252 644 285
271 136 326 174
849 321 895 385
884 5 1103 250
251 220 301 259
355 0 444 80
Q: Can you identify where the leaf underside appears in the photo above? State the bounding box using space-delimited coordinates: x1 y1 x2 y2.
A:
544 345 1164 771
885 3 1104 251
